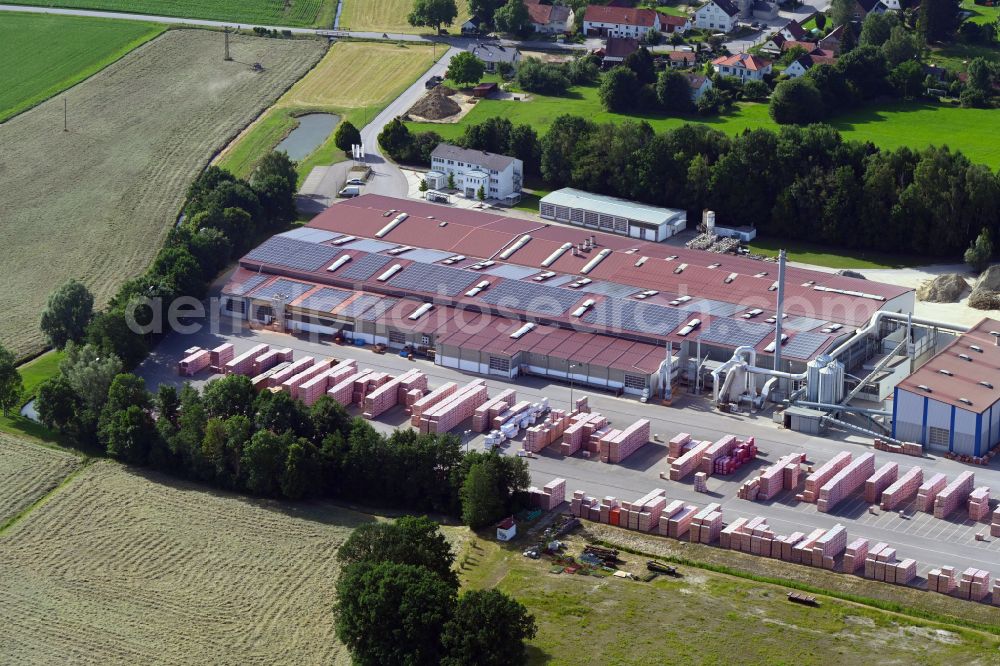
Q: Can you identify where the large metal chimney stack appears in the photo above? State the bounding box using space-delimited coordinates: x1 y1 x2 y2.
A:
774 249 786 374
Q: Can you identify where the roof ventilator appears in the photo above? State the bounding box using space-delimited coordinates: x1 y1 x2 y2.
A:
375 212 408 238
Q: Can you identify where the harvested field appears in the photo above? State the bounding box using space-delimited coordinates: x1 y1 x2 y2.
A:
0 30 324 359
0 12 164 123
0 461 368 664
0 434 80 526
339 0 472 33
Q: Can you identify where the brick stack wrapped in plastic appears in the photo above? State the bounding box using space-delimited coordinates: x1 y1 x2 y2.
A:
864 462 898 504
817 452 876 513
225 344 269 375
738 452 805 501
968 486 991 521
879 466 923 510
178 348 210 376
916 473 948 512
933 471 975 519
801 451 852 502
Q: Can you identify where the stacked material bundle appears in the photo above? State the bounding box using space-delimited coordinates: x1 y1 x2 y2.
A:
668 439 713 481
300 360 358 406
689 503 723 544
879 466 923 510
916 473 948 512
699 435 738 475
410 382 458 426
282 358 332 393
327 369 370 405
362 369 426 419
600 418 651 463
397 372 428 401
575 396 589 412
253 347 293 375
843 538 869 574
570 491 599 520
968 486 991 521
178 348 210 376
599 496 622 525
720 517 749 549
992 508 1000 537
864 463 898 504
627 489 669 531
725 516 764 553
712 438 758 476
353 372 390 405
792 529 827 564
655 500 686 536
209 343 234 371
560 413 608 456
862 543 889 579
780 532 805 561
527 478 566 511
472 389 516 431
864 544 916 584
405 388 424 409
667 433 691 461
739 452 805 501
927 566 957 594
225 344 269 375
524 413 568 453
420 380 488 433
270 356 315 388
693 472 708 493
817 453 876 513
812 524 847 569
802 451 852 502
493 400 532 430
665 504 699 539
251 362 290 391
933 471 975 519
957 568 991 601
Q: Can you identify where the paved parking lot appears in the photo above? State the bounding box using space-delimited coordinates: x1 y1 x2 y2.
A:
140 323 1000 578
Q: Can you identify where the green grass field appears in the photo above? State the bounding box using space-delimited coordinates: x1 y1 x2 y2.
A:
961 0 1000 24
407 87 1000 167
748 237 927 269
0 13 164 123
0 352 64 444
2 0 334 27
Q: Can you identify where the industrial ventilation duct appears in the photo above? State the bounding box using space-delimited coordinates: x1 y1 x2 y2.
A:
375 212 408 238
499 234 532 260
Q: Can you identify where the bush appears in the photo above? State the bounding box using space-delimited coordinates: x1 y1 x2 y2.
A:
515 57 571 95
769 78 824 124
598 66 640 112
741 79 770 102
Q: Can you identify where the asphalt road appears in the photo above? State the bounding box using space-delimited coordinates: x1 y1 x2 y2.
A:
140 322 1000 580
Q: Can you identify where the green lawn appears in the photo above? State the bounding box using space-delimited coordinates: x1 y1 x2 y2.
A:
0 13 164 123
407 87 1000 168
961 0 1000 24
2 0 334 27
748 237 929 269
0 351 64 444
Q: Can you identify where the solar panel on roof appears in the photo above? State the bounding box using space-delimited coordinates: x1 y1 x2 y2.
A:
359 297 399 321
249 278 315 301
782 331 831 359
344 238 397 253
404 248 455 264
697 318 772 348
680 299 744 318
244 237 341 272
581 281 643 299
387 263 478 296
783 316 829 332
278 227 339 244
338 293 395 318
480 279 582 315
230 274 268 295
544 275 575 287
485 264 539 280
297 287 353 312
339 253 393 281
583 299 685 335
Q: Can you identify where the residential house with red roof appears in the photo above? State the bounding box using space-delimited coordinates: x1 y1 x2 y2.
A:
524 0 575 34
711 52 773 81
583 5 661 39
785 50 839 78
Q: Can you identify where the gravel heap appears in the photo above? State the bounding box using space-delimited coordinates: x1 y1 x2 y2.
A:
969 265 1000 311
916 274 969 303
408 86 460 120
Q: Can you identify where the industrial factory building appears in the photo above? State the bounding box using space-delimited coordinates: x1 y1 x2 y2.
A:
539 188 687 242
221 194 914 399
892 318 1000 457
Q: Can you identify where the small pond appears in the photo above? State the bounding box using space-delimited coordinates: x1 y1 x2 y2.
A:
20 399 38 422
276 113 340 161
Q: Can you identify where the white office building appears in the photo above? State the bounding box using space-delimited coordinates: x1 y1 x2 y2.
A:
429 144 523 203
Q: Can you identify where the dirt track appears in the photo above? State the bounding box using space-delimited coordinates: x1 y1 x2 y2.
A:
0 29 323 359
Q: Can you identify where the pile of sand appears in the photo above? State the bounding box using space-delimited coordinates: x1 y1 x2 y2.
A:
916 274 969 303
968 265 1000 311
408 86 461 120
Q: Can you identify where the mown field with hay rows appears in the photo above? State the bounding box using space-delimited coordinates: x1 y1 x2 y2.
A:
0 434 81 526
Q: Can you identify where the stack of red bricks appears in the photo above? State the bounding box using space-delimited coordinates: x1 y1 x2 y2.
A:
472 389 516 431
864 543 916 585
493 400 532 430
689 503 723 544
253 347 293 375
599 418 650 463
864 462 898 503
398 371 427 402
225 343 269 375
560 412 608 456
811 524 848 569
843 538 869 574
957 568 991 601
571 491 604 522
620 489 668 531
916 472 948 512
283 358 331 394
353 372 391 405
801 451 852 502
720 517 749 550
420 379 488 433
968 486 991 521
668 439 713 481
410 382 457 426
209 343 234 371
527 477 566 511
178 348 210 376
927 566 957 594
251 361 290 391
667 433 692 461
693 472 708 493
651 500 683 535
699 435 737 475
300 359 358 406
875 440 924 457
992 508 1000 537
879 466 923 510
777 532 806 561
663 503 699 539
269 356 315 388
362 369 426 419
405 388 424 410
933 471 975 519
817 452 876 513
697 435 758 477
791 529 827 564
525 414 568 453
326 368 368 405
739 452 805 501
575 396 589 412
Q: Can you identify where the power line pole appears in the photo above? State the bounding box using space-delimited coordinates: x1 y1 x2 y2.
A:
224 27 232 61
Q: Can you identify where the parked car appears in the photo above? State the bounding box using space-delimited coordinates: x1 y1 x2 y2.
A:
338 185 360 198
345 177 365 185
425 75 443 89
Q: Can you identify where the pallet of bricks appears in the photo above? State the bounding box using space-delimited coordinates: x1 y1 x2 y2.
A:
810 524 848 569
916 472 948 512
863 462 897 504
666 434 713 481
621 490 669 532
957 568 992 601
300 360 359 406
325 365 374 405
178 347 210 376
253 347 293 375
863 543 916 585
879 466 922 510
268 357 313 389
352 372 391 407
225 344 269 376
738 453 805 501
419 379 488 434
801 451 852 502
599 418 650 464
560 412 608 457
992 508 1000 537
524 410 568 454
658 501 698 539
843 538 869 574
699 435 757 477
251 361 291 391
362 368 427 419
688 503 723 544
968 486 991 521
927 566 957 594
933 471 975 519
817 452 875 513
527 478 566 511
472 389 516 432
410 382 457 426
208 343 234 372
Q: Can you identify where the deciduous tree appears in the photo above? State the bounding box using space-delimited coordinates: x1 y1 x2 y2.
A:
441 589 537 666
408 0 458 32
40 279 94 349
446 51 486 86
333 120 362 155
0 345 22 417
337 515 458 587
